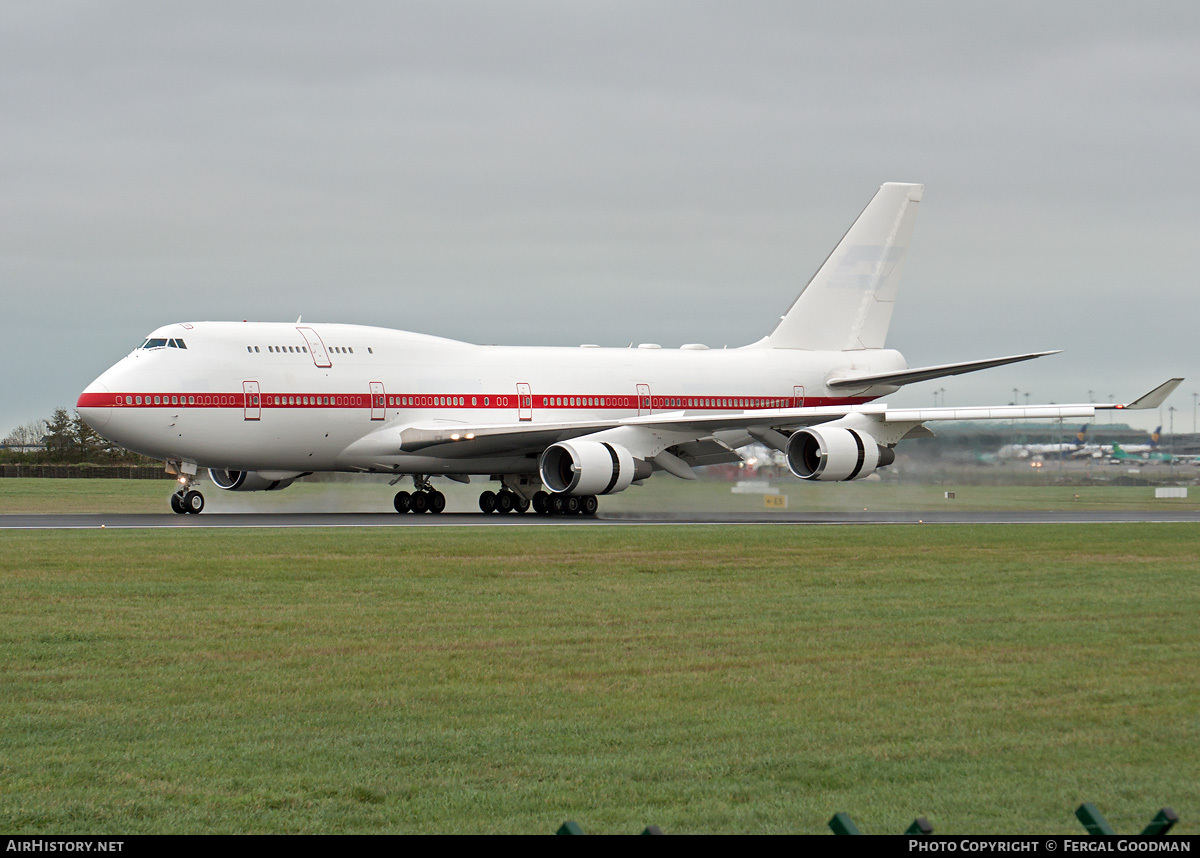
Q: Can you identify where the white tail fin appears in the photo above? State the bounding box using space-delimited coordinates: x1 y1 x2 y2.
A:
758 182 923 351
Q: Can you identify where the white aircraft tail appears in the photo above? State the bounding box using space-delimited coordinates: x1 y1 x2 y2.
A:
757 182 923 351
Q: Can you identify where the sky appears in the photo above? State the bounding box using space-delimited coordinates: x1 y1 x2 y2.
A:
3 1 1198 436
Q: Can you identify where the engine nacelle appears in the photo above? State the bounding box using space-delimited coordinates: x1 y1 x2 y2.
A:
538 441 648 495
208 469 301 492
785 427 895 481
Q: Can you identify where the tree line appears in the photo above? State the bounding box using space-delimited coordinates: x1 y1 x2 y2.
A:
1 408 154 465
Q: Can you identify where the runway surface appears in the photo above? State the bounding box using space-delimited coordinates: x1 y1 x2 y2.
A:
4 509 1200 529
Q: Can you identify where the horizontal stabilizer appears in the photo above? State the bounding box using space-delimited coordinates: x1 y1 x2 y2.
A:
827 351 1061 389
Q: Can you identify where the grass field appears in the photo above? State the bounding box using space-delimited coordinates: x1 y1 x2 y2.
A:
1 522 1196 834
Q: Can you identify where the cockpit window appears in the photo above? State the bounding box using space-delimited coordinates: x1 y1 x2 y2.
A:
138 337 185 350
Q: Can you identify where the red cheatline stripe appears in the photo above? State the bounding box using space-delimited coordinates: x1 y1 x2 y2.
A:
77 392 872 410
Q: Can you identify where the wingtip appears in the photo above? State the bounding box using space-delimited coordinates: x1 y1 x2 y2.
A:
1124 378 1185 410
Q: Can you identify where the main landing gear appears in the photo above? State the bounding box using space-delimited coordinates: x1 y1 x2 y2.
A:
170 477 204 514
477 489 530 514
394 475 446 515
478 489 598 517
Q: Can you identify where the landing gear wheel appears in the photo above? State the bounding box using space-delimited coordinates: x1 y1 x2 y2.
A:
550 495 566 515
532 491 550 515
170 493 187 515
410 491 429 514
183 490 204 514
428 491 446 514
581 495 598 517
496 491 514 514
564 495 581 515
514 495 530 514
394 491 411 514
479 490 497 513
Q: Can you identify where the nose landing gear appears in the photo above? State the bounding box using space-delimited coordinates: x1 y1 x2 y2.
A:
170 478 204 514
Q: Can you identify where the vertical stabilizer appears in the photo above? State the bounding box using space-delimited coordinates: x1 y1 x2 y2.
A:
759 182 923 351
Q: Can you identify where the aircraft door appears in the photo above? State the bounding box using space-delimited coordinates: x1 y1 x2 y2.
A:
794 385 805 407
637 383 651 416
517 383 532 421
243 381 261 421
370 382 385 420
297 327 332 368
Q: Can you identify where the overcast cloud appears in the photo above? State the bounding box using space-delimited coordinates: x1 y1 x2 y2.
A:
3 1 1198 435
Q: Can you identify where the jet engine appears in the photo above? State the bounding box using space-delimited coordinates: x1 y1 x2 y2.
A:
785 427 895 481
539 441 650 495
208 469 301 492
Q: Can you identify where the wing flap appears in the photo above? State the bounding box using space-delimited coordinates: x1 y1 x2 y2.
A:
885 405 1096 423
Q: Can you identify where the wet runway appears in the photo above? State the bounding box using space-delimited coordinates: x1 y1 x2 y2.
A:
3 509 1200 529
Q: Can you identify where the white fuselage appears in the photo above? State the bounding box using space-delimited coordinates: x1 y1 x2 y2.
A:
78 321 904 475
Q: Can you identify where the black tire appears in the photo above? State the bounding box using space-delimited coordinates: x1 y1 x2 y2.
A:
170 493 187 514
184 490 204 514
410 491 428 513
532 491 549 514
429 491 446 514
479 490 496 513
394 491 411 514
581 495 599 516
514 495 530 514
565 495 581 515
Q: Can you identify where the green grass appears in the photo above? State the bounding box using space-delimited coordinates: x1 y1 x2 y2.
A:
1 525 1196 834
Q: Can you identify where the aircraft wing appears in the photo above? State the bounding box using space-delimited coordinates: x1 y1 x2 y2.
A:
341 379 1182 468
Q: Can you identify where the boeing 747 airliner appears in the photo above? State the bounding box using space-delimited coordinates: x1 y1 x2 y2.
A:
77 183 1182 514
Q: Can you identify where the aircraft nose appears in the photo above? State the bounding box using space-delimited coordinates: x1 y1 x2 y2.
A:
77 381 112 429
